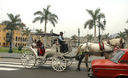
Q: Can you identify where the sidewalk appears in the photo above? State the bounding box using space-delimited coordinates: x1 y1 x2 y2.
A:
0 52 22 59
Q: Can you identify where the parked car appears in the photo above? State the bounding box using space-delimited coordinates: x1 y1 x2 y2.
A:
88 49 128 78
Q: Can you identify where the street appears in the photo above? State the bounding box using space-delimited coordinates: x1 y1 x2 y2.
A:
0 58 88 78
0 47 105 78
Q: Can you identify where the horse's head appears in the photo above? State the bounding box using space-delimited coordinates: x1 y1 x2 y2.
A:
107 38 125 48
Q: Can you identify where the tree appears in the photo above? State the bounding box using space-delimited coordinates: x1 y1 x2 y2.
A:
101 33 109 40
124 28 128 38
33 5 58 34
2 13 25 53
87 34 93 42
118 32 125 39
84 8 105 41
35 29 43 34
22 27 32 46
71 35 77 47
22 27 31 36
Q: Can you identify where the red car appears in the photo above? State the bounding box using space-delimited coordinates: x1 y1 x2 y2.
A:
88 49 128 78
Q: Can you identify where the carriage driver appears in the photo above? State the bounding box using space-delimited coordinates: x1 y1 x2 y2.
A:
58 32 68 53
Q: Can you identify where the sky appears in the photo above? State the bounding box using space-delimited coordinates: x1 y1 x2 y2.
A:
0 0 128 37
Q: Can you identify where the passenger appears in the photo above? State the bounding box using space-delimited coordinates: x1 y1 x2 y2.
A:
58 32 68 53
32 39 37 48
36 40 45 56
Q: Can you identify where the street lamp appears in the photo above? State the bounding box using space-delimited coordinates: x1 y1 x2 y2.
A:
98 15 106 43
78 28 80 46
8 32 13 53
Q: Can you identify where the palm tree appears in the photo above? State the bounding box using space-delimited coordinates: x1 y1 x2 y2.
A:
118 32 125 40
22 27 31 36
33 5 58 34
84 8 105 41
87 34 93 42
35 29 43 34
2 13 25 53
71 35 77 47
22 27 32 46
124 28 128 38
101 33 109 40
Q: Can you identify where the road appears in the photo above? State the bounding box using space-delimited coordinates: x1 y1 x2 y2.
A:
0 58 88 78
0 47 105 78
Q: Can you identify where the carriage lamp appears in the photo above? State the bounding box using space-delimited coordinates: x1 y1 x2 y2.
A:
103 19 106 25
78 28 80 46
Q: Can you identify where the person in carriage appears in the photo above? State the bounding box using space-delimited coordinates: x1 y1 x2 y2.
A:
58 32 68 53
36 40 45 56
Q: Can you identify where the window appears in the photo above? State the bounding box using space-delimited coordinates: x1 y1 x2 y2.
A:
110 50 125 63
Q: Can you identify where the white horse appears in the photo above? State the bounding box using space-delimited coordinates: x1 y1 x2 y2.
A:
75 38 125 71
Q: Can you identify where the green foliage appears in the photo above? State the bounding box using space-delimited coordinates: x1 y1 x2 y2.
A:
2 13 25 31
22 27 31 36
71 35 77 40
118 32 125 39
84 8 105 38
36 29 44 34
33 5 58 33
101 33 109 40
87 34 93 41
124 28 128 37
0 47 24 53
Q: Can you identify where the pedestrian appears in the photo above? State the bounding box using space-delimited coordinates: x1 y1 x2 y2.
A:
32 39 37 48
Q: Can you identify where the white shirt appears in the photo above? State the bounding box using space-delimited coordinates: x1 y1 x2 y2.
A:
58 35 64 41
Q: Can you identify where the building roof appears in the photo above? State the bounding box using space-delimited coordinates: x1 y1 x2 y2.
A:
33 33 59 37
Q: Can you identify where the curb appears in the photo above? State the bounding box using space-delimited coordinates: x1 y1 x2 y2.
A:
0 57 20 59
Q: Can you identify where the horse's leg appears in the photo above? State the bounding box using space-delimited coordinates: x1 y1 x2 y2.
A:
104 53 109 59
77 53 85 71
84 54 89 71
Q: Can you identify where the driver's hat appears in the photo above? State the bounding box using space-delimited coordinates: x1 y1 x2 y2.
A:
60 32 63 35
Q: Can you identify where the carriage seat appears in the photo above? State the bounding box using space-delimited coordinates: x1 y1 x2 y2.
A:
57 38 68 53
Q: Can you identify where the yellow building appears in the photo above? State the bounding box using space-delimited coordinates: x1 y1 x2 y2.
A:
0 24 27 47
0 24 9 46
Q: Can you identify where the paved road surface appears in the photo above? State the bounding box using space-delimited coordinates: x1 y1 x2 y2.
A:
0 58 88 78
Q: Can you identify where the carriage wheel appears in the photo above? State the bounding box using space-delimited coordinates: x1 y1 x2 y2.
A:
21 48 36 68
66 58 73 67
52 56 67 72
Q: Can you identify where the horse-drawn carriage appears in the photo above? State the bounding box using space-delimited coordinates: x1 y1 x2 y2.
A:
20 37 73 72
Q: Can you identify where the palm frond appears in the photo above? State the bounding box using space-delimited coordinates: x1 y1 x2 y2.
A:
94 8 100 18
84 19 93 29
2 21 10 25
51 13 58 19
49 20 55 27
34 11 43 16
33 17 42 23
46 5 51 11
86 9 94 19
99 22 105 30
7 13 14 22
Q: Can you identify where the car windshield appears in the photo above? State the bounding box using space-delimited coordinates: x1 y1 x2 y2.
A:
110 50 125 63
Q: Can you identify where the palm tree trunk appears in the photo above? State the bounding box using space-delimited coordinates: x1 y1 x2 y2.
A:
44 20 47 47
44 20 47 34
94 24 97 42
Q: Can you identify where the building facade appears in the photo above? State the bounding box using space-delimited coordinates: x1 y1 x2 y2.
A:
0 24 27 47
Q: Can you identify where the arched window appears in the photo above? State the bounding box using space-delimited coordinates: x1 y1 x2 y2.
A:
16 37 18 41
